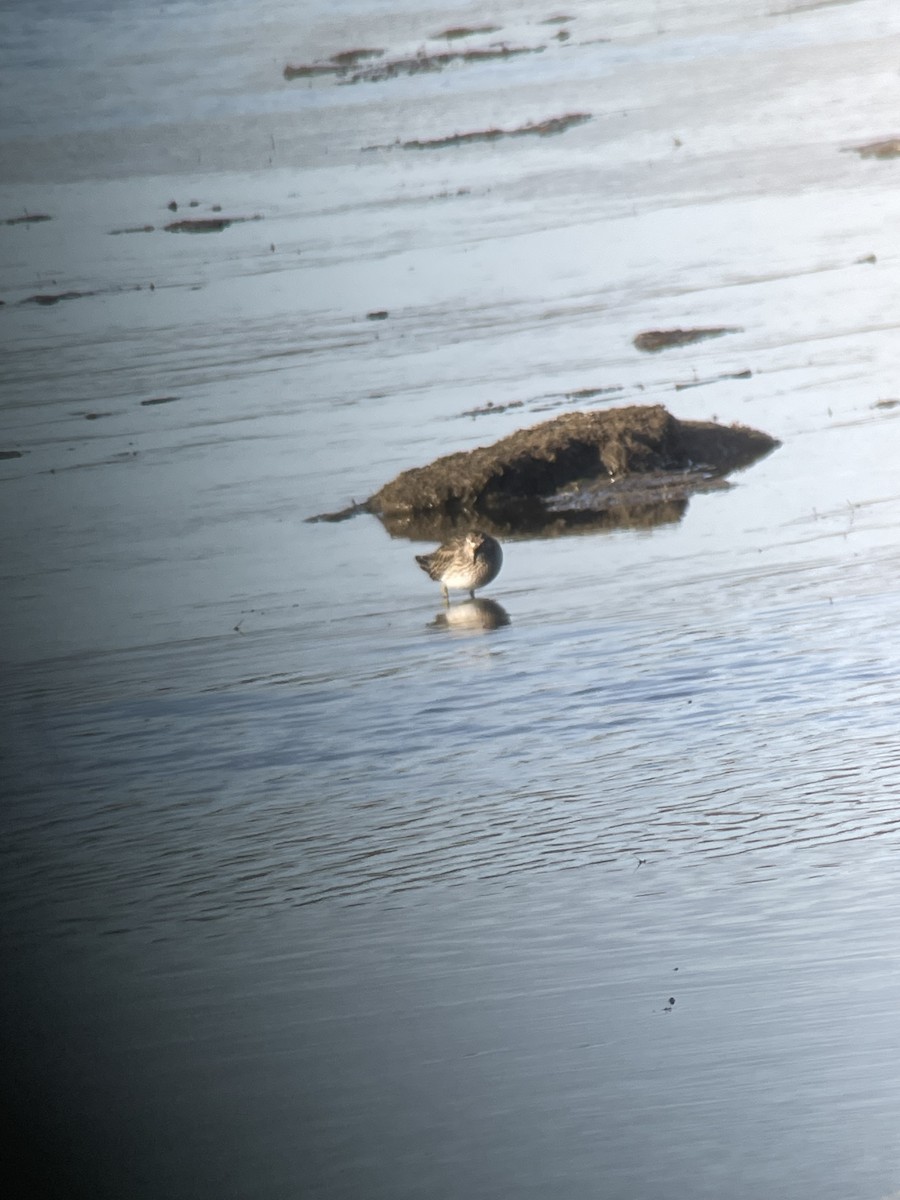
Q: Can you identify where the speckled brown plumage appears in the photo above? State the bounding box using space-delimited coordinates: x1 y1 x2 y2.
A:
415 531 503 601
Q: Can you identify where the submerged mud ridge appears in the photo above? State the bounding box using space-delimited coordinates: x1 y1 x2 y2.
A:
3 213 52 225
365 405 778 539
283 48 385 80
20 290 93 306
366 113 592 152
284 44 540 85
343 45 542 85
436 25 503 40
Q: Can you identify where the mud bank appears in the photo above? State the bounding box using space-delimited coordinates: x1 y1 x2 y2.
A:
365 405 778 539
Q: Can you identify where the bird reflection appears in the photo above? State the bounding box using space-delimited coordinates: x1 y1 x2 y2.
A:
429 598 510 633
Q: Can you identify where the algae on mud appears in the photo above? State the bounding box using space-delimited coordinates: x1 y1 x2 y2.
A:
364 405 778 540
633 327 741 353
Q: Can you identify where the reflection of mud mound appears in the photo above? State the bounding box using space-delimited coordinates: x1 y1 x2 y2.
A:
430 598 510 632
379 494 689 542
367 405 777 540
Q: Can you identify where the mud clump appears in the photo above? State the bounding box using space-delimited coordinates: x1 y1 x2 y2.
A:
366 405 778 539
846 138 900 160
634 327 741 353
329 48 385 67
435 25 503 40
21 290 92 306
163 215 261 233
3 213 52 225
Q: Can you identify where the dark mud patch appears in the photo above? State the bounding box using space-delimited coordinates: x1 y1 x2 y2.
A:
435 25 503 39
462 399 526 418
21 290 93 306
3 213 52 225
540 15 575 23
346 405 778 538
110 225 155 235
634 327 741 353
329 48 384 66
287 44 538 85
845 138 900 160
366 310 389 321
141 395 180 406
166 200 213 211
19 283 156 306
307 500 370 524
0 449 25 460
872 398 900 410
565 385 624 401
283 62 351 80
165 216 260 233
367 112 591 152
341 45 543 85
284 48 384 79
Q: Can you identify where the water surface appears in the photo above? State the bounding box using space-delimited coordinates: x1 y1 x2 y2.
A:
3 1 900 1197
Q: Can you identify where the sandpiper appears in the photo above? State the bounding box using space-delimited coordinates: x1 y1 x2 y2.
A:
415 531 503 601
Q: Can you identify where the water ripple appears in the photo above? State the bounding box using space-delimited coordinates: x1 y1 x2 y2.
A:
4 584 900 934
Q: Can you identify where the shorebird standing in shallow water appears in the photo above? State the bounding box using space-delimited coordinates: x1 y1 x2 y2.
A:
415 531 503 602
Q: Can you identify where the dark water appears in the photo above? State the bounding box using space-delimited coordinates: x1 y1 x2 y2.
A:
3 1 900 1197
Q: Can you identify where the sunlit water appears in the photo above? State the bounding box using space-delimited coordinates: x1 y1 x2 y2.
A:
3 1 900 1197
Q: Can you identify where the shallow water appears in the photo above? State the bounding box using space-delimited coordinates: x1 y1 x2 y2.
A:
3 1 900 1197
